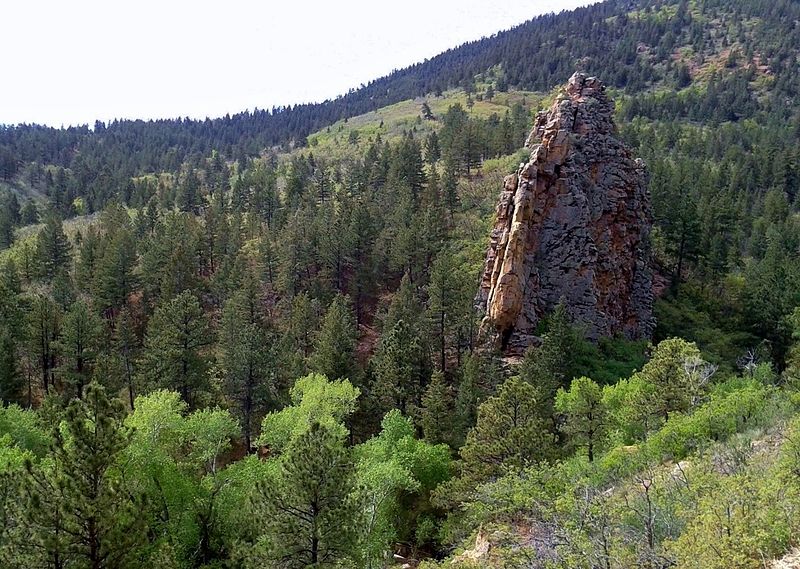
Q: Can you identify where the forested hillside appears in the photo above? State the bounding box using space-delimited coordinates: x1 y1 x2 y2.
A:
1 0 799 215
1 0 800 567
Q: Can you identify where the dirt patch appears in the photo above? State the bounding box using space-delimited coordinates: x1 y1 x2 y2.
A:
772 548 800 569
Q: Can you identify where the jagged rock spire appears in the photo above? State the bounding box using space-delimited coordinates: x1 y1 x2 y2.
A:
476 72 654 356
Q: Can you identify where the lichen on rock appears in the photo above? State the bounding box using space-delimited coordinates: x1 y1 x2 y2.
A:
476 72 654 355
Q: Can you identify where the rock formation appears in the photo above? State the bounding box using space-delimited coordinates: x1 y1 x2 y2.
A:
476 72 654 355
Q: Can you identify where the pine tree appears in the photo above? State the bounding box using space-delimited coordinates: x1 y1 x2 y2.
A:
139 212 200 305
310 294 358 381
518 303 580 427
421 371 453 446
427 250 471 373
76 226 101 292
383 273 423 334
252 422 356 568
26 294 60 394
439 104 468 174
201 192 229 276
454 354 483 446
176 166 200 213
421 101 435 121
260 234 279 286
220 274 274 450
345 201 376 324
22 382 145 568
113 307 138 410
371 319 430 416
651 158 705 295
139 291 211 407
0 201 16 249
36 214 71 280
94 228 136 314
555 376 606 461
459 376 554 484
441 155 460 222
0 262 22 403
785 308 800 388
21 202 39 226
57 300 103 399
635 338 709 421
425 132 441 164
388 134 426 204
287 292 319 360
51 270 76 311
0 328 21 404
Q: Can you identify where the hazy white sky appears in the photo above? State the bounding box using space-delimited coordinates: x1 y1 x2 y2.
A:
2 0 594 127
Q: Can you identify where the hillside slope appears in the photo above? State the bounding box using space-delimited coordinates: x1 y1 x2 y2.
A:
2 0 799 214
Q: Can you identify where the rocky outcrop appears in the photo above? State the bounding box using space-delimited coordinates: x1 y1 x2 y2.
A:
476 72 654 355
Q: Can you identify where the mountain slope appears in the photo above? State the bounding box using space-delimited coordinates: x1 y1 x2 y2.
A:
2 0 799 214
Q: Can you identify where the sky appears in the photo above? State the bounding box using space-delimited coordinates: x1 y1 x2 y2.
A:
1 0 595 127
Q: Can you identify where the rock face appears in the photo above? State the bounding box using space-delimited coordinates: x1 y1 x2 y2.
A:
476 72 654 355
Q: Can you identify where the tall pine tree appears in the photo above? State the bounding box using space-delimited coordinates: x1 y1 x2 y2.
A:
140 291 211 407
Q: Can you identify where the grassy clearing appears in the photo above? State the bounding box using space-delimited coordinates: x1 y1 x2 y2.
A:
305 88 546 159
1 213 100 269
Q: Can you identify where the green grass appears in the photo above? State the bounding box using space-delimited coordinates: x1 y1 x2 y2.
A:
305 88 546 159
1 213 100 268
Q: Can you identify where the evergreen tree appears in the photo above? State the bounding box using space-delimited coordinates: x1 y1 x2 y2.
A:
287 292 319 360
518 303 580 426
140 291 211 407
310 294 358 382
0 262 22 403
57 300 103 399
0 258 21 305
555 376 606 461
427 250 472 373
388 134 426 204
383 273 423 333
459 376 554 485
26 294 60 394
21 202 39 225
421 101 435 121
441 155 460 221
113 307 139 410
36 214 71 280
420 371 453 446
22 382 144 568
345 200 376 324
425 132 441 165
0 328 21 404
439 104 469 174
453 353 498 446
176 166 200 213
252 422 356 568
0 200 17 249
220 274 274 450
94 228 136 314
139 212 200 305
76 226 101 292
654 161 702 295
51 270 76 311
0 191 19 229
371 319 430 416
635 338 711 421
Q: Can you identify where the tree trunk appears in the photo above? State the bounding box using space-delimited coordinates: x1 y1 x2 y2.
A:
439 310 446 372
244 368 253 451
125 356 135 410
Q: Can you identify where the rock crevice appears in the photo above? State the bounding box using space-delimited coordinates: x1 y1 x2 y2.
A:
476 73 654 355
